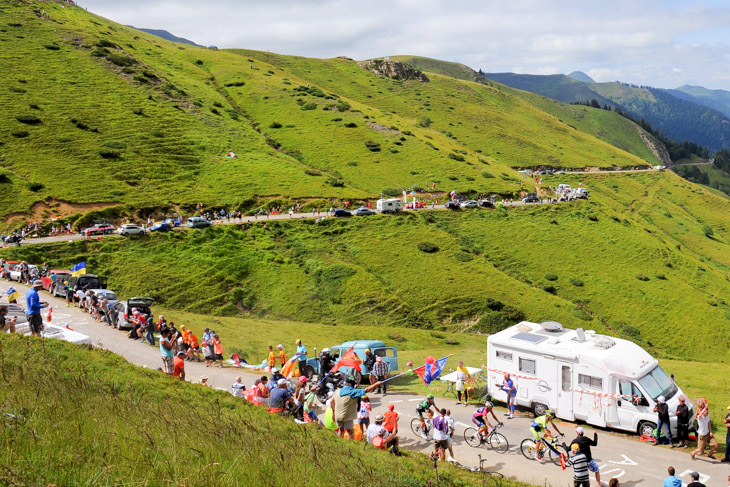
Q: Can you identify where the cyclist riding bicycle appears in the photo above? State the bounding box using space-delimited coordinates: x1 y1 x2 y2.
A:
472 401 501 438
416 394 439 437
530 409 564 462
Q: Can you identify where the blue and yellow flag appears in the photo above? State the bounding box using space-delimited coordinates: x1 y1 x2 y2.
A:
70 261 86 277
6 287 19 302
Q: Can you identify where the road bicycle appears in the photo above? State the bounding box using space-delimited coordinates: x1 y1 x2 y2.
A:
463 422 509 453
410 416 433 440
520 433 567 465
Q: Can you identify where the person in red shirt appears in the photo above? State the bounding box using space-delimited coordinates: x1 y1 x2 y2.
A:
186 331 200 362
173 350 186 380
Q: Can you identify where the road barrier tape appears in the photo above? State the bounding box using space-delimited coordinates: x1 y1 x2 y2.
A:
571 388 639 409
486 367 541 380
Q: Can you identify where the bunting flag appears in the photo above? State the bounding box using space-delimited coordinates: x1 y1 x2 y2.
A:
281 355 299 378
70 261 86 277
230 353 241 367
413 355 449 386
330 346 362 373
243 388 263 406
303 411 312 423
6 287 19 302
46 307 53 322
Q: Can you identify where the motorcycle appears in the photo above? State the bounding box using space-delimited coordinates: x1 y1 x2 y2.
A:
316 371 345 405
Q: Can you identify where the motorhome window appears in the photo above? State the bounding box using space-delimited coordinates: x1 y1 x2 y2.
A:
519 358 536 375
561 366 571 392
619 380 642 400
578 374 603 390
496 351 513 361
638 365 678 401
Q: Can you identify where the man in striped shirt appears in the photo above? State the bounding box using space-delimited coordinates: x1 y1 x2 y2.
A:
566 443 590 487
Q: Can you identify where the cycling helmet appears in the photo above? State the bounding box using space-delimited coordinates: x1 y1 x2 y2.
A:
271 367 279 374
484 400 493 408
427 394 435 400
545 409 555 418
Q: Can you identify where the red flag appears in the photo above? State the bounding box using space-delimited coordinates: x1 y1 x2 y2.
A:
243 388 262 406
303 411 312 423
331 346 362 373
46 307 53 322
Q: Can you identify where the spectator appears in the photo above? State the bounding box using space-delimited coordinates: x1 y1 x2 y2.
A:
432 408 450 461
691 398 718 460
366 414 400 455
173 350 186 380
293 376 309 409
445 408 456 461
663 466 681 487
200 375 209 387
270 379 293 411
371 356 389 395
723 405 730 463
653 395 673 446
25 280 48 337
566 443 590 487
295 339 307 375
212 334 224 368
254 376 270 406
357 395 372 431
277 344 286 367
0 304 18 333
333 376 381 439
675 395 691 449
202 335 214 367
571 426 600 486
363 348 376 386
186 330 200 362
687 471 706 487
608 480 619 487
383 404 399 435
267 345 276 368
302 384 319 423
498 373 517 418
159 328 174 375
270 367 284 383
231 376 246 397
455 360 470 405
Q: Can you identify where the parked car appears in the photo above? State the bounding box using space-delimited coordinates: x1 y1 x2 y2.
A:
522 193 540 203
68 274 107 292
42 269 73 296
333 209 352 217
186 216 212 229
83 223 115 237
444 201 460 210
555 170 566 175
9 264 38 282
149 222 172 233
1 261 19 280
117 224 146 236
354 207 375 216
478 200 495 208
85 289 119 309
459 200 478 208
165 217 183 227
573 188 590 199
109 296 155 330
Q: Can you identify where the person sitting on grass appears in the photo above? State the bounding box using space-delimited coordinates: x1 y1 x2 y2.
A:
367 414 401 455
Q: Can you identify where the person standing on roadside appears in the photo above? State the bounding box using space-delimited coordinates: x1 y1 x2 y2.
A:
432 408 450 462
571 426 600 486
691 398 718 460
295 339 307 375
268 345 276 368
277 344 286 367
723 406 730 463
364 348 376 386
333 376 381 439
654 395 673 446
675 395 691 449
455 360 470 405
445 408 456 461
25 280 48 337
498 373 517 418
566 443 590 487
159 327 174 375
372 356 389 395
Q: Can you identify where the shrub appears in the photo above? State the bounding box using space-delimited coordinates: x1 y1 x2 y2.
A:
326 176 345 187
211 108 221 115
194 59 204 65
703 225 714 238
27 181 44 192
543 285 557 295
224 81 246 87
9 86 27 93
344 122 357 128
90 48 109 57
301 102 317 110
481 172 495 178
16 115 41 125
29 103 40 110
346 161 358 166
331 117 343 122
655 273 667 280
107 53 136 67
99 150 121 159
213 102 223 108
133 74 148 84
448 153 465 162
545 273 558 281
417 242 439 253
304 169 321 176
588 214 598 221
571 308 592 321
569 278 584 287
104 141 127 150
636 274 649 281
475 306 525 334
44 44 60 50
11 130 29 138
269 121 283 129
96 39 117 48
417 116 431 128
382 188 400 197
364 140 381 152
454 251 473 262
336 101 351 112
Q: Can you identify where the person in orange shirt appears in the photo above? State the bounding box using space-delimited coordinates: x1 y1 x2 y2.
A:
173 350 186 380
268 345 276 368
277 344 286 366
213 334 224 368
186 330 200 362
180 325 189 342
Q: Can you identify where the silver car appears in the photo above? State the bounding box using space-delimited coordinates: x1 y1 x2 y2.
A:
117 224 146 236
459 200 478 208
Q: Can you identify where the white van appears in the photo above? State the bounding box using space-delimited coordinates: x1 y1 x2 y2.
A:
556 184 572 193
376 199 402 214
487 321 690 436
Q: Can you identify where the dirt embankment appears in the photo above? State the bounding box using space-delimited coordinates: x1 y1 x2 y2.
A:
5 199 120 223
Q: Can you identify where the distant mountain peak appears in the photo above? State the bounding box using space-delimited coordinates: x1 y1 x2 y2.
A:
129 27 201 47
567 71 595 83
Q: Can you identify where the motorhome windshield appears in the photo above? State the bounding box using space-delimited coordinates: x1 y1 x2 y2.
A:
638 365 677 401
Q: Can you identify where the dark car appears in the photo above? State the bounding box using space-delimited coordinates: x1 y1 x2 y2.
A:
150 222 173 232
333 209 352 217
68 274 107 292
444 201 460 210
109 296 155 330
83 223 115 236
354 207 375 216
522 193 539 203
478 200 494 208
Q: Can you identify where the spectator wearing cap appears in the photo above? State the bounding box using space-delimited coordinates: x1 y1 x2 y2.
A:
277 344 286 367
653 395 673 446
371 356 389 395
173 350 186 380
270 378 293 410
333 376 382 439
293 376 309 408
383 404 399 434
566 443 590 487
363 348 376 386
200 375 209 387
366 414 400 454
571 426 600 486
25 280 48 337
723 405 730 462
687 471 706 487
295 339 307 375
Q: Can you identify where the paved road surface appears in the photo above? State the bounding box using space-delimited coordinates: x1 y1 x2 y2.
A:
3 282 725 487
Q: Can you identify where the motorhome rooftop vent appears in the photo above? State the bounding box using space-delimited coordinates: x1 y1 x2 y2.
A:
540 321 563 332
511 332 548 344
593 336 616 350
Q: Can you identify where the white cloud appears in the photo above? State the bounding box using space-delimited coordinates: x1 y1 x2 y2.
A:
79 0 730 90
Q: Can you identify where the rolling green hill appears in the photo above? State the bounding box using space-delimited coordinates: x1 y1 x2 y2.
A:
484 73 613 107
390 55 486 84
0 333 492 487
0 0 656 223
673 85 730 119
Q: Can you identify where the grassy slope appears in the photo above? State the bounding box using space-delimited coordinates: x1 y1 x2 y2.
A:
390 55 484 83
0 333 495 487
5 171 730 364
0 1 653 220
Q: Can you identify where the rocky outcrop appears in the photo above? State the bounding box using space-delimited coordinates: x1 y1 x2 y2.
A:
638 129 671 166
359 59 429 82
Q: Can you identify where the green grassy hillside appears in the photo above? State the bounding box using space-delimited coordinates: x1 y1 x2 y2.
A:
1 0 655 222
390 55 485 83
0 333 494 487
5 171 730 363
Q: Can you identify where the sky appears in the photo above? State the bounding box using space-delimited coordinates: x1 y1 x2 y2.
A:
79 0 730 90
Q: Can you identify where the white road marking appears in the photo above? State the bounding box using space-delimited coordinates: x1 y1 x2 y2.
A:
600 468 625 479
679 469 710 484
388 400 403 403
608 454 637 466
456 421 471 428
408 398 422 402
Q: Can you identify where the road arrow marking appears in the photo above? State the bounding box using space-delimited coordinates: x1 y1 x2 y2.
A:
608 454 637 466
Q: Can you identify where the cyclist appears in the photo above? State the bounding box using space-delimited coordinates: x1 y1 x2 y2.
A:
530 409 564 462
472 401 501 439
416 394 439 438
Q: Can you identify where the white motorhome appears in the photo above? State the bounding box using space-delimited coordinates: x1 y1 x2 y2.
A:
487 321 690 436
376 198 402 213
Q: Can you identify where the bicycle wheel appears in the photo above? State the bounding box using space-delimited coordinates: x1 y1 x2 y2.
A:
410 417 423 437
464 427 482 448
487 432 509 454
520 439 537 460
487 471 505 479
547 446 562 465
